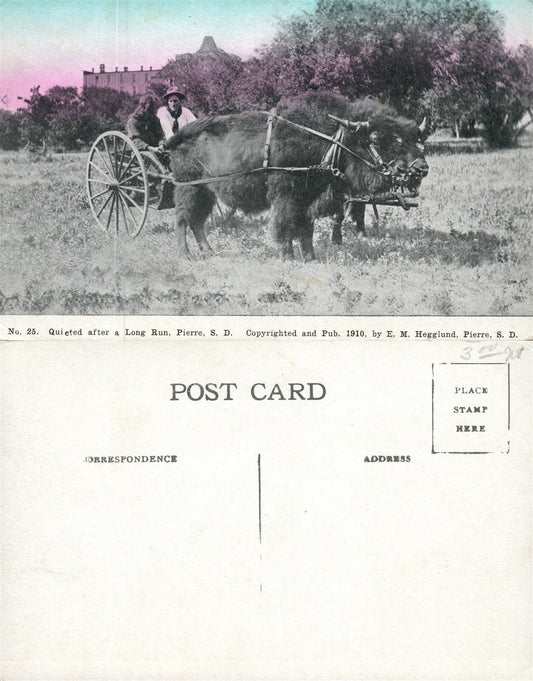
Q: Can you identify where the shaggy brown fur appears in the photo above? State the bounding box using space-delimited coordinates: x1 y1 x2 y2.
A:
168 91 428 259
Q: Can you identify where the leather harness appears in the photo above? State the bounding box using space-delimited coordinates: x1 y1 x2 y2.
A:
148 109 417 211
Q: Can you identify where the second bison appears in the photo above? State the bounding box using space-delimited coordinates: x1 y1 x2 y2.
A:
166 92 429 259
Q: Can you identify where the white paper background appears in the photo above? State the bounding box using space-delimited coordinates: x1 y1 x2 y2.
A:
1 338 531 680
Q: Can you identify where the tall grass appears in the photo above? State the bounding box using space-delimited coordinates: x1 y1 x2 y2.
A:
0 146 531 315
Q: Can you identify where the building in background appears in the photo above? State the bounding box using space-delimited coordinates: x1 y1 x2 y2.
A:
82 64 160 95
82 36 229 95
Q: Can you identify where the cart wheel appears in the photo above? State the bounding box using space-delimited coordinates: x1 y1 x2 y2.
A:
86 131 149 238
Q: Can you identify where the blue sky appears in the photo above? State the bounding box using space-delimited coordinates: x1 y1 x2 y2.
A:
0 0 531 109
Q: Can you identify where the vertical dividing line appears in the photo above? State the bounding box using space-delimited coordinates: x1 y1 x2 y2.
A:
258 453 262 545
507 363 511 453
507 363 511 431
258 453 262 594
431 363 435 453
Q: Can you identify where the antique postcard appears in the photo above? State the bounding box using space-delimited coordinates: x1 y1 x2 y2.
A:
1 0 532 679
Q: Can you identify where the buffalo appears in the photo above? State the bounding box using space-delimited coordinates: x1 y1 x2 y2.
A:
166 92 429 260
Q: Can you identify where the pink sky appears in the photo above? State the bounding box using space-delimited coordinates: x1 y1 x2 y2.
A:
0 0 531 110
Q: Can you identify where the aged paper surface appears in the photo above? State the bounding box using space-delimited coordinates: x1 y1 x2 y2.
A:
1 330 532 679
1 0 532 678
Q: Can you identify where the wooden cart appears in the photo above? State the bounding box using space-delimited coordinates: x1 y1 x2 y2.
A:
86 123 420 239
86 131 174 238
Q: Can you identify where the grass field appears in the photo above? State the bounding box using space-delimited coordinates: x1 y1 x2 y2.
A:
0 142 531 315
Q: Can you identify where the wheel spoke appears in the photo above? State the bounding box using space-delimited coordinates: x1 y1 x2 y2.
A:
118 187 145 213
95 145 114 177
117 139 128 179
103 137 117 176
118 151 136 181
120 168 144 185
121 191 144 236
105 193 116 231
119 184 147 195
95 190 114 218
88 159 112 180
117 190 141 231
89 187 112 200
143 156 167 180
117 192 129 234
113 135 118 175
88 177 113 186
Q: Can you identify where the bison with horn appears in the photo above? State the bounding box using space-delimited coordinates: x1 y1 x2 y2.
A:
165 92 429 260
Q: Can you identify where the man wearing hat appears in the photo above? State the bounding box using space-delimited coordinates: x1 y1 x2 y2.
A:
157 86 197 140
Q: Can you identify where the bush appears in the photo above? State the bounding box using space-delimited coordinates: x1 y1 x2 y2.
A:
0 109 21 149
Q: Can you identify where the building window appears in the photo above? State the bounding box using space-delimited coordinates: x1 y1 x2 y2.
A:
107 75 110 84
132 85 136 94
119 74 123 83
95 75 99 84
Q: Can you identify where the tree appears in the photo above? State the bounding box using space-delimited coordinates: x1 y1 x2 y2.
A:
259 0 443 114
257 0 528 145
0 109 21 149
157 44 244 114
16 85 84 149
14 84 136 150
508 43 533 141
231 57 281 110
81 86 136 131
17 86 54 145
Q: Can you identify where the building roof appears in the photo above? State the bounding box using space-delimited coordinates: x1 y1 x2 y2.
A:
83 37 234 79
197 36 221 54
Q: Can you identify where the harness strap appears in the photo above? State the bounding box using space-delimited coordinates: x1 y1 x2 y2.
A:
259 110 379 171
263 108 277 168
368 143 382 165
168 164 347 188
321 126 345 168
151 112 394 190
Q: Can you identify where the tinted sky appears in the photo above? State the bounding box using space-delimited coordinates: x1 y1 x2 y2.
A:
0 0 531 109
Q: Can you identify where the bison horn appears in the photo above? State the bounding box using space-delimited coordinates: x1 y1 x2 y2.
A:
419 117 427 134
328 114 351 128
328 114 369 131
349 120 370 131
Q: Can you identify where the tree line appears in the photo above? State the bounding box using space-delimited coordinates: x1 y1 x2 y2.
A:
1 0 531 150
0 86 136 151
